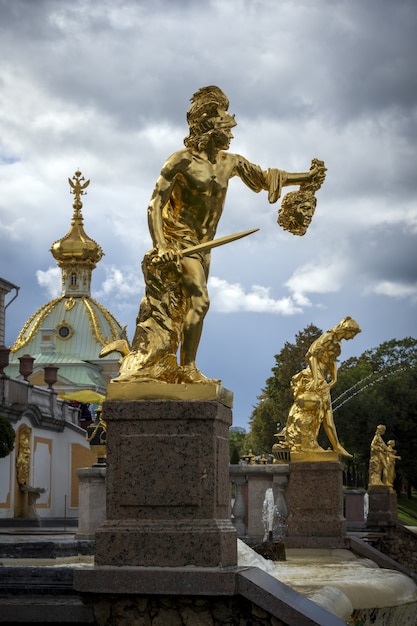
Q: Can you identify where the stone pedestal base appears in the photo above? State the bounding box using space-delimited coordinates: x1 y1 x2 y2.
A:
95 519 236 567
344 489 366 529
285 461 346 549
94 398 237 569
75 467 106 540
366 486 398 528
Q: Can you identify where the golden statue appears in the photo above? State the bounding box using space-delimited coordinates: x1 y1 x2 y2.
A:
368 425 400 488
274 317 361 460
102 86 326 385
16 425 32 486
385 440 401 487
86 406 107 466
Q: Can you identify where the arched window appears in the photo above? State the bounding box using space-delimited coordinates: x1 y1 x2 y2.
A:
70 272 77 286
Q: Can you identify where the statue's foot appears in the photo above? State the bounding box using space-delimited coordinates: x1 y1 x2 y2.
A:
336 445 353 458
100 339 130 358
181 365 221 385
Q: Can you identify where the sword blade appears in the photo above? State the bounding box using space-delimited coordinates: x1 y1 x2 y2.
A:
182 228 259 258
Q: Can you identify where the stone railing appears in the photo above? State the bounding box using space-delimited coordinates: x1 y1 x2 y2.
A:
0 377 79 428
230 463 289 541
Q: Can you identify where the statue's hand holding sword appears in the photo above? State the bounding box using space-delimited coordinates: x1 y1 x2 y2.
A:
152 228 260 270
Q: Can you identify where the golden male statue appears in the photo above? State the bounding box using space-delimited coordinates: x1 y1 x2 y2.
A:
102 86 326 384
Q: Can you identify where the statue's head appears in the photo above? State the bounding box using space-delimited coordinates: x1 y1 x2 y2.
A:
333 316 361 339
184 86 236 150
278 190 317 236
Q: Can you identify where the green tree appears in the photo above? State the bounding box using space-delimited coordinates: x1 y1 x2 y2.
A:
229 426 247 463
333 337 417 492
0 416 15 459
247 324 322 454
248 328 417 492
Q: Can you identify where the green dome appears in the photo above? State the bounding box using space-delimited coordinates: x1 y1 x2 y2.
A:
7 171 127 389
10 295 126 362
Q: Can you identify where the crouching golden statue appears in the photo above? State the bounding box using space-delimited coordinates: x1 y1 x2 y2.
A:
274 317 361 461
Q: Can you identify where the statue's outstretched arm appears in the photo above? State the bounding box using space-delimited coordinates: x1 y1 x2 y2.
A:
284 169 315 186
233 156 325 211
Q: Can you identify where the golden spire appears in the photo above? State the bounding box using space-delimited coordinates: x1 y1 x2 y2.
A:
50 171 104 296
68 169 90 217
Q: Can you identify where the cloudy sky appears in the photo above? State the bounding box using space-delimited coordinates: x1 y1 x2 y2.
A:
1 0 416 429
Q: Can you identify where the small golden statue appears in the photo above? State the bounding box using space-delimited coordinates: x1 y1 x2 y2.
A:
368 425 400 489
274 317 361 460
243 449 256 465
16 425 32 486
86 406 107 466
102 86 326 385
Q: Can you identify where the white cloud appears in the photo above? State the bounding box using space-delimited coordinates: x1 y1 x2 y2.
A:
92 265 143 300
36 267 61 298
285 258 351 300
209 276 303 315
366 281 417 302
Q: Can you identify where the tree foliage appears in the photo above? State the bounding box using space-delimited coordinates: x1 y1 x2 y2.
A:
334 337 417 490
0 416 15 459
229 426 247 463
247 330 417 492
247 324 323 454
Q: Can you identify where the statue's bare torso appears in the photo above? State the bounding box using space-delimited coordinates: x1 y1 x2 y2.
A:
152 148 244 248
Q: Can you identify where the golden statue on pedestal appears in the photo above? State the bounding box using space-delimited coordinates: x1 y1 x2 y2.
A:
368 424 401 489
102 86 326 387
274 317 361 461
16 425 32 486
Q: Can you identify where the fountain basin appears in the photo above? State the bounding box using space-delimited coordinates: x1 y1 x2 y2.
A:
2 539 417 624
238 540 417 623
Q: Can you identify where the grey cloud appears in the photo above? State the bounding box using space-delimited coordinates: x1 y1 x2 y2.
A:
1 0 416 427
359 226 417 284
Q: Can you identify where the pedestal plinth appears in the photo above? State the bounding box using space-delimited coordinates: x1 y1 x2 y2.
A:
285 461 347 549
344 489 366 529
94 397 237 568
75 467 106 540
366 486 398 528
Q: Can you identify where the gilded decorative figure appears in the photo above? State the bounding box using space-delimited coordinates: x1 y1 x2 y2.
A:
101 86 326 384
243 449 256 465
68 170 90 207
368 425 400 488
86 406 107 465
385 440 401 486
16 425 32 486
274 317 361 459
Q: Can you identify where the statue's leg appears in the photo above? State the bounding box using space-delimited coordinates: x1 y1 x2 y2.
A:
322 403 352 458
179 257 210 370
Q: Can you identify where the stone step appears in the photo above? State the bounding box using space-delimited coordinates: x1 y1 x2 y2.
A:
0 540 94 559
0 595 94 623
0 566 75 594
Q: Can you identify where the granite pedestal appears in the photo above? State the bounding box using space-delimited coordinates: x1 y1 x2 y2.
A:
366 486 398 528
93 397 237 569
285 461 347 549
344 489 366 526
75 466 106 540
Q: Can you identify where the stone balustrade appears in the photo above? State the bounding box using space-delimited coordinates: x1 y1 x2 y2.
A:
0 376 79 428
230 463 289 541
